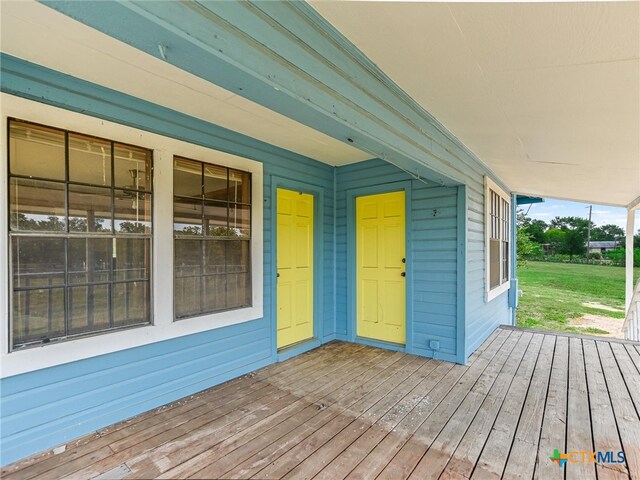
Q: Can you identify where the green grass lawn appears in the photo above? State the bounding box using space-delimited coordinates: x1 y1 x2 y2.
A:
516 261 639 335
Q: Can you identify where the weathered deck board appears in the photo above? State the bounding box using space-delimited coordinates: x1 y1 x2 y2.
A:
582 340 629 479
533 335 568 480
498 334 555 479
3 329 639 480
348 329 512 480
566 337 597 480
625 344 640 373
597 341 640 479
120 344 388 479
610 343 640 415
470 333 545 479
217 352 415 480
440 332 534 479
313 361 452 480
253 356 425 479
155 348 402 478
407 330 525 480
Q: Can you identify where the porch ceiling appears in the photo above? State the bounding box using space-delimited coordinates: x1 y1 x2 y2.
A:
311 1 640 208
0 1 371 166
2 2 638 207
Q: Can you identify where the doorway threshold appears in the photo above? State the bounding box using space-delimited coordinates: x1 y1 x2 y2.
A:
354 336 406 352
277 337 322 362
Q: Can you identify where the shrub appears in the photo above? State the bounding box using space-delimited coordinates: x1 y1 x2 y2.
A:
603 248 640 267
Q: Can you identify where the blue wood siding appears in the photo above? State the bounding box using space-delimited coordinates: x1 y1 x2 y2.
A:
335 159 461 363
0 54 336 466
36 0 514 360
0 0 516 458
465 178 512 358
0 320 271 466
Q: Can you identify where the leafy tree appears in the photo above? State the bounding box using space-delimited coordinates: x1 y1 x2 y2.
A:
11 213 38 231
175 226 202 236
516 211 547 244
591 224 624 242
524 219 547 244
544 228 566 253
562 229 586 259
68 218 107 233
516 228 542 267
517 210 530 228
36 216 65 231
118 221 146 234
549 216 593 237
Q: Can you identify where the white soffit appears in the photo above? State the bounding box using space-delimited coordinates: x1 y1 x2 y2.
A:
311 1 640 207
0 1 371 166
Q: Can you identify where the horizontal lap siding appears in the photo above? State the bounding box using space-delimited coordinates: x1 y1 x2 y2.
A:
336 159 459 361
0 43 514 464
263 158 336 342
412 184 459 359
1 320 272 464
30 0 514 361
465 178 510 358
0 56 336 465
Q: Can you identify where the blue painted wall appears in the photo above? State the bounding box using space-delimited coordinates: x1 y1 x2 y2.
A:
0 0 515 457
1 320 272 466
0 54 336 466
36 0 514 361
465 180 512 358
335 159 461 363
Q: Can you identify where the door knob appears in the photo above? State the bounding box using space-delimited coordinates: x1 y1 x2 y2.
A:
402 258 406 263
401 272 406 277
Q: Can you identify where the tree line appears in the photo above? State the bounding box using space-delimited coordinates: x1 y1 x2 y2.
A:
518 212 640 266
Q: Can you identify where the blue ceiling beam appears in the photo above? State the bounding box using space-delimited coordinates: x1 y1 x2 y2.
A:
40 0 508 190
516 196 545 206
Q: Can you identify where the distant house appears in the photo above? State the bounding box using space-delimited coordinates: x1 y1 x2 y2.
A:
587 241 620 254
541 243 554 255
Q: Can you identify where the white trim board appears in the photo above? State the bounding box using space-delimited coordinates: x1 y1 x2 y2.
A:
0 94 264 378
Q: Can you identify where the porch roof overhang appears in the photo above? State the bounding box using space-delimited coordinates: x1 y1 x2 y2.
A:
311 1 640 209
1 1 638 209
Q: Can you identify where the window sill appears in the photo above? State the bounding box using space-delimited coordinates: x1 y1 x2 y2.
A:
486 281 510 303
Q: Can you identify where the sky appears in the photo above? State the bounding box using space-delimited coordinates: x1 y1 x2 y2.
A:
522 198 640 233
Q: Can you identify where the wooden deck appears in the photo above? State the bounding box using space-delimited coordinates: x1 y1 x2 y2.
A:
3 327 640 480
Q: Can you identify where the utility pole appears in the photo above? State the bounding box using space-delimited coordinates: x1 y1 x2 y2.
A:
586 205 592 261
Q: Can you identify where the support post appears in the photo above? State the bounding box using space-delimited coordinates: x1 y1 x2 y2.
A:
586 205 592 260
626 209 635 311
510 194 518 325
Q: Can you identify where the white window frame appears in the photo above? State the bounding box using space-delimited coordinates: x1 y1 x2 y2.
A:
0 94 263 378
485 176 511 302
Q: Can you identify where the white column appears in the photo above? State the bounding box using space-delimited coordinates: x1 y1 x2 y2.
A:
626 209 635 312
153 149 175 326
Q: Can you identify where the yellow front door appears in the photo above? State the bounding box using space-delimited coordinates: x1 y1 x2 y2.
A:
356 191 406 344
277 188 314 349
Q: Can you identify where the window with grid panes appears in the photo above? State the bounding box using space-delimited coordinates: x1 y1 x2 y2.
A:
173 157 251 318
486 177 511 299
8 119 153 349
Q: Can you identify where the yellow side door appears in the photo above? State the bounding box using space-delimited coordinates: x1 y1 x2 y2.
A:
277 188 314 348
356 191 406 344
